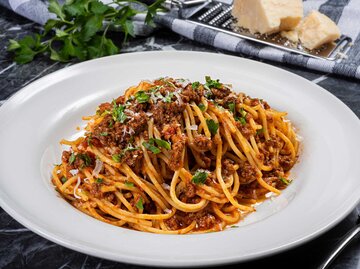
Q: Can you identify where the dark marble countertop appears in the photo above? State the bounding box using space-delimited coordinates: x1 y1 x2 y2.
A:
1 5 360 269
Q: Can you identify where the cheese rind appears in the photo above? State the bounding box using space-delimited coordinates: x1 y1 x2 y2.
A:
232 0 303 34
298 11 341 50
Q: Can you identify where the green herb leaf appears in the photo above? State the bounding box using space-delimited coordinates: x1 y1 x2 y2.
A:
153 138 171 150
230 225 239 228
112 101 127 123
279 177 291 185
192 81 200 89
100 132 108 136
236 117 247 125
69 153 76 164
61 176 67 183
228 102 235 114
78 153 93 167
191 170 208 185
198 103 206 112
8 0 165 64
124 181 134 188
163 92 174 103
95 178 103 184
205 76 222 89
206 119 219 135
135 91 150 103
112 154 122 163
142 141 161 154
135 197 144 210
256 128 264 135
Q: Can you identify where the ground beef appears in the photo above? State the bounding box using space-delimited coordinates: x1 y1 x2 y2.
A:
211 86 231 100
97 102 112 114
165 216 182 230
122 149 144 174
197 152 211 169
193 135 212 151
238 162 257 184
184 182 196 198
236 123 254 139
278 155 293 171
150 101 185 127
222 158 236 177
127 111 148 134
161 123 180 140
181 84 203 103
169 134 186 171
197 213 217 230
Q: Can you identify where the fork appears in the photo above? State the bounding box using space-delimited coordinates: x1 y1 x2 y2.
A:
320 216 360 269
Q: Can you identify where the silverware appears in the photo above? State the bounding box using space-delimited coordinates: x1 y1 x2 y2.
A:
320 217 360 269
163 0 352 61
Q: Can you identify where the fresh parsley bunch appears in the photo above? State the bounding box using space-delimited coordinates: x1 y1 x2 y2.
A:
7 0 165 64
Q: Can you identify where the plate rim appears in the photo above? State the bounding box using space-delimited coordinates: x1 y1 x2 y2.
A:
0 50 360 267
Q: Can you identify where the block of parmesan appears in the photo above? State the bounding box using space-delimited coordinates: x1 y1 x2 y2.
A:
232 0 303 34
298 11 341 50
281 30 299 43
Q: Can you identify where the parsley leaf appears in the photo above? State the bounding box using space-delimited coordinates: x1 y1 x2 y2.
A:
256 128 264 135
206 119 219 135
163 92 174 103
228 102 235 114
198 103 206 112
143 138 170 154
77 153 93 167
112 154 122 163
7 0 165 64
153 138 171 150
205 76 222 89
135 91 150 103
192 81 200 89
142 141 161 154
69 153 76 164
124 181 134 188
61 176 67 183
95 178 103 184
100 132 108 136
279 177 291 185
112 145 138 162
135 197 144 210
191 170 208 185
236 117 247 125
112 101 127 123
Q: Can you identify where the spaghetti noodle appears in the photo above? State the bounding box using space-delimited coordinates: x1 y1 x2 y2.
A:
52 77 300 234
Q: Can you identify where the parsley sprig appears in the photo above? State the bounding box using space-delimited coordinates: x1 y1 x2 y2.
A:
7 0 165 64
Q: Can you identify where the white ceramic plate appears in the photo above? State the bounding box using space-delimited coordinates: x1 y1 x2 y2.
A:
0 51 360 267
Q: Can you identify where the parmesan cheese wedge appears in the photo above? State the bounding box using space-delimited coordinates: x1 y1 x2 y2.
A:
232 0 303 34
298 11 341 50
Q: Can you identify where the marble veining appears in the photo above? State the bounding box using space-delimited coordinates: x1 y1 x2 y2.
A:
1 4 360 269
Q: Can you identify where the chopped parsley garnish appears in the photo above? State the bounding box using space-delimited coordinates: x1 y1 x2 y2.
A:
191 170 208 185
108 120 114 128
206 119 219 135
256 128 264 135
240 108 247 117
135 197 144 210
192 81 200 89
205 76 222 89
135 91 150 103
112 145 138 162
111 100 127 123
279 177 291 185
143 141 161 154
61 176 67 183
198 103 206 111
69 153 76 164
163 92 174 103
228 102 235 114
124 181 134 188
153 138 171 150
236 116 247 125
143 138 171 154
230 225 239 228
77 153 93 167
100 132 108 136
95 178 103 184
87 133 93 146
112 154 122 163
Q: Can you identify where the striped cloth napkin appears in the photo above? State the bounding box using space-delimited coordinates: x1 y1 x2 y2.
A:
1 0 360 79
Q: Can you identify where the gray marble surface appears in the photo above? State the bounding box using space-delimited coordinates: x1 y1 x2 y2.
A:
1 6 360 269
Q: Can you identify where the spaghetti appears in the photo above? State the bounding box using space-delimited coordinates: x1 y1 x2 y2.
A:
52 77 300 234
